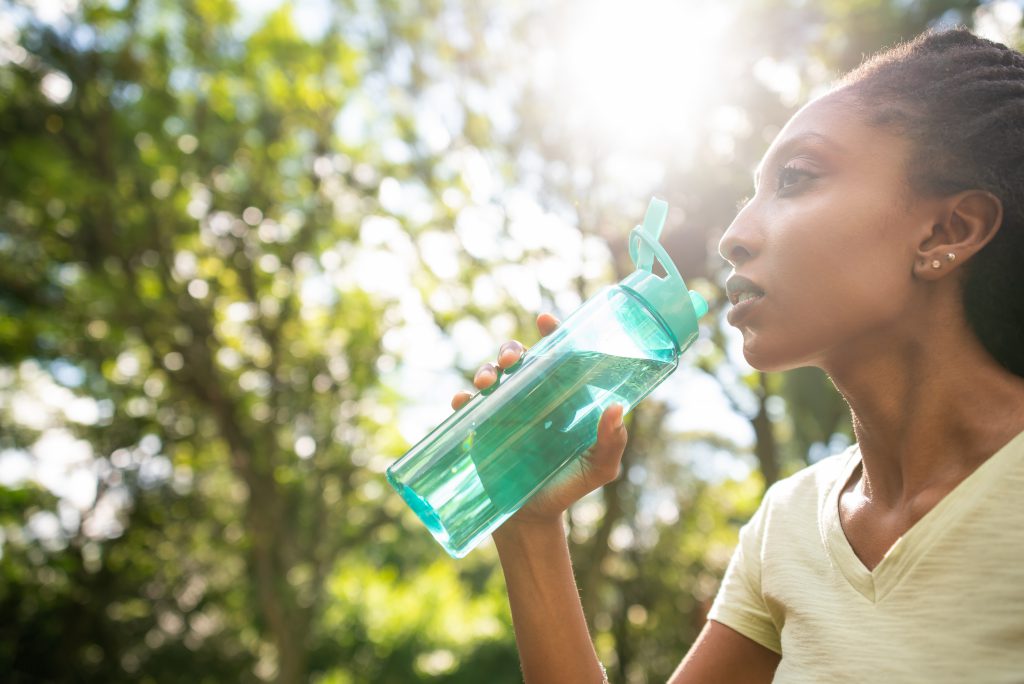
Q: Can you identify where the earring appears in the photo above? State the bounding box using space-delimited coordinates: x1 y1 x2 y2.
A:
931 259 942 269
946 252 956 262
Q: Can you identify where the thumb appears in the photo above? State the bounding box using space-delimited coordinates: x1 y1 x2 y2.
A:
584 404 629 485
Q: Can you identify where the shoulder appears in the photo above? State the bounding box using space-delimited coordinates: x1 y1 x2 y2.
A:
760 444 859 519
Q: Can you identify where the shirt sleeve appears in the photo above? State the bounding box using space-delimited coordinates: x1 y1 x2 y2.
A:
706 486 782 654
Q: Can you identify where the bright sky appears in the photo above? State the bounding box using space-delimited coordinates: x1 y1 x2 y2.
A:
550 0 737 152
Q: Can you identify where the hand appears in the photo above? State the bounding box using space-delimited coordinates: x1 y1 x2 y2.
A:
450 313 630 530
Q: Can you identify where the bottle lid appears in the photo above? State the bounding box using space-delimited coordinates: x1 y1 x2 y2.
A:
619 197 709 351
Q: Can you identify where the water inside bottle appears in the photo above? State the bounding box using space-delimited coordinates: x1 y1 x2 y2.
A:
399 349 674 556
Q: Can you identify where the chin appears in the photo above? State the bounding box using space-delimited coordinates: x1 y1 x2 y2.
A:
744 355 794 373
741 339 819 373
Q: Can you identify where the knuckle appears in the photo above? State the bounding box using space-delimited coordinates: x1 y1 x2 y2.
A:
614 426 628 447
585 448 619 481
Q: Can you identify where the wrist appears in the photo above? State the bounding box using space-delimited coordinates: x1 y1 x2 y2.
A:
492 515 566 550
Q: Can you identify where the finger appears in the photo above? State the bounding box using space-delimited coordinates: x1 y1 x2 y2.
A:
596 404 627 445
536 313 561 337
497 339 526 369
473 362 499 390
587 404 628 483
451 391 474 411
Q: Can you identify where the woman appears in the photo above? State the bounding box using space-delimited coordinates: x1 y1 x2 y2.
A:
451 28 1024 683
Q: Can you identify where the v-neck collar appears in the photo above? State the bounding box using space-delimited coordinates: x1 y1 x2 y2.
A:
819 427 1024 603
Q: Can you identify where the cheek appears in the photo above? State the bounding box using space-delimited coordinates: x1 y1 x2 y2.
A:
832 200 915 310
766 199 911 329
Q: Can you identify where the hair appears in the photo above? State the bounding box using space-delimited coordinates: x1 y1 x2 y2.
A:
833 27 1024 378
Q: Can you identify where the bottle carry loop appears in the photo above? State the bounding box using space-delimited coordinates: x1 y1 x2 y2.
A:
621 198 708 351
628 225 687 290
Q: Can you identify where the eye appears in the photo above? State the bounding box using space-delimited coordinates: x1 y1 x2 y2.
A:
776 164 816 192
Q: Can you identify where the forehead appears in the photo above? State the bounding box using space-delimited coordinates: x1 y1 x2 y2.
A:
780 90 858 134
755 91 909 185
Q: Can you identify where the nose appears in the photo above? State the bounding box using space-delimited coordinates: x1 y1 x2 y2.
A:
718 204 760 267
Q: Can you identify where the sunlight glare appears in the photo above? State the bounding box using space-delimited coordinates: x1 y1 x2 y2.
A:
558 0 731 150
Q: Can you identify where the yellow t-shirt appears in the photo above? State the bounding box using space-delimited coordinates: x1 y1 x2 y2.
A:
708 427 1024 683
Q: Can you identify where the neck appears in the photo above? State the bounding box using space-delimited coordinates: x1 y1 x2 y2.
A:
823 309 1024 508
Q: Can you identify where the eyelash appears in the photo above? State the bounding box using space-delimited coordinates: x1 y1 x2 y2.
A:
738 162 818 211
776 164 816 193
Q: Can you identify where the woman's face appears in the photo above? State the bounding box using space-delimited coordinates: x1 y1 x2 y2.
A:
718 92 937 372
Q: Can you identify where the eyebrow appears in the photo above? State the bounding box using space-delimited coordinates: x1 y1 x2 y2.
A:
753 131 841 190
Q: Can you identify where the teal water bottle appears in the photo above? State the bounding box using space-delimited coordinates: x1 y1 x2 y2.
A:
386 198 709 558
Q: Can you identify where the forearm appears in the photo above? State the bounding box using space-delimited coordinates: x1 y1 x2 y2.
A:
493 520 607 684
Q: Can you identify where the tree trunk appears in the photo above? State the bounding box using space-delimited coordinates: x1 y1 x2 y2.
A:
247 474 309 684
752 372 779 487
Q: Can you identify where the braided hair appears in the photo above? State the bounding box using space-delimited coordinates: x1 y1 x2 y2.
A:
834 28 1024 378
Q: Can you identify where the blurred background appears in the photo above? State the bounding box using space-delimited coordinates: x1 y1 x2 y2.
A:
1 0 1021 682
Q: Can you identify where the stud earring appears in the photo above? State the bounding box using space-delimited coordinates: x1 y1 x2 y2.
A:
946 252 956 262
931 259 942 269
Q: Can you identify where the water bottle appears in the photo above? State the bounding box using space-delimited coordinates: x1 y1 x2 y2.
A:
386 197 709 558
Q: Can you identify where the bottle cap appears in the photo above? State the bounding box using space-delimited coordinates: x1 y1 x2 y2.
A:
619 197 708 351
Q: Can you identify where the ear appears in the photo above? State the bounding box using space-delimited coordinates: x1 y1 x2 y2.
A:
914 190 1003 280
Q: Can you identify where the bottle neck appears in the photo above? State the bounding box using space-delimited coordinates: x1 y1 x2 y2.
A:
619 270 701 353
618 283 683 355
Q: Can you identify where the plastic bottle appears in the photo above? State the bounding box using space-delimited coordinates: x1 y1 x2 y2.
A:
386 197 709 558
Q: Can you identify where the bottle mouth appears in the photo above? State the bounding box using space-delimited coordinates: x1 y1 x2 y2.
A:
386 471 449 544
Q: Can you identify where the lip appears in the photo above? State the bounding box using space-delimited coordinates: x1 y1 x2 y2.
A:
725 273 767 326
725 274 766 304
726 292 766 326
